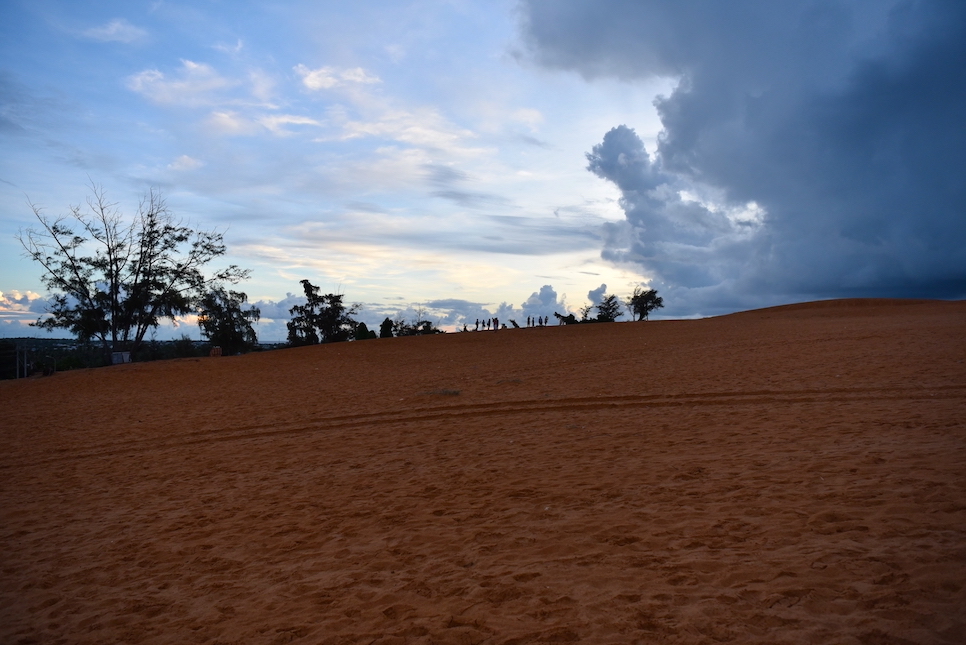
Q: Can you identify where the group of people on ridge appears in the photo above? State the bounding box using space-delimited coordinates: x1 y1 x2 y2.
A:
470 316 549 331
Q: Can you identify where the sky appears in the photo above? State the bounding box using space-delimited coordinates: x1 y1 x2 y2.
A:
2 0 964 341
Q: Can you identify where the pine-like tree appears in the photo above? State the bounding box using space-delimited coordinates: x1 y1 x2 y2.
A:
197 288 260 354
286 280 358 346
595 294 625 322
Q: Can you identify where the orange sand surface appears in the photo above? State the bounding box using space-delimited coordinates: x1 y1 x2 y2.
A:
2 299 965 644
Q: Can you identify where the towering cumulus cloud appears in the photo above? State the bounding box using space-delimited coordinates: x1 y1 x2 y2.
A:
522 0 966 313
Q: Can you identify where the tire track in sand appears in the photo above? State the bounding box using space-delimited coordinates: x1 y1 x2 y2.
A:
4 384 962 469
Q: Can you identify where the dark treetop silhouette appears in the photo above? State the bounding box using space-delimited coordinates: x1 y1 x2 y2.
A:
286 280 359 346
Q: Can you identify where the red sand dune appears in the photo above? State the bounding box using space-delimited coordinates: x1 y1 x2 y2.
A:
2 298 965 644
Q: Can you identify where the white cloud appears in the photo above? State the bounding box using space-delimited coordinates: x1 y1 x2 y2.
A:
127 60 235 106
206 110 256 134
213 39 244 55
82 19 147 44
295 65 339 90
333 107 479 151
320 146 432 192
296 76 485 154
340 67 381 85
510 108 544 131
294 64 381 91
0 291 47 327
384 44 406 63
0 290 43 309
258 114 322 136
249 69 276 102
168 155 203 171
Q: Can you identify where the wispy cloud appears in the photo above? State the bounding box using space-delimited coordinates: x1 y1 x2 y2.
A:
248 69 275 102
127 60 236 106
509 108 543 132
294 64 381 90
334 106 479 150
213 39 244 55
206 110 256 135
81 19 147 44
432 190 512 210
167 155 203 171
294 65 478 152
295 64 467 151
258 114 322 136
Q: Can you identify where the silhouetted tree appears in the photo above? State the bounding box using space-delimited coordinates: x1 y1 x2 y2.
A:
286 280 358 346
172 334 198 358
392 306 442 336
353 322 377 340
197 288 260 354
595 294 624 322
393 319 442 336
626 287 664 321
18 183 248 360
379 317 394 338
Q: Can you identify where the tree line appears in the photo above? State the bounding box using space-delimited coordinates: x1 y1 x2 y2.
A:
17 185 661 367
573 288 664 324
286 279 445 346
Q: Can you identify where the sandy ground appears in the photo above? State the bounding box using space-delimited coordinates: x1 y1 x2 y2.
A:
2 298 965 645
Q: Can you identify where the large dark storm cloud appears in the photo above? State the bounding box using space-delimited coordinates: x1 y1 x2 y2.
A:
522 0 966 314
